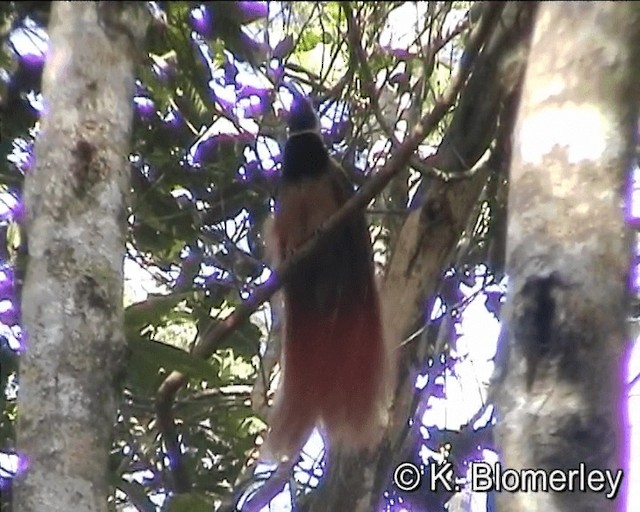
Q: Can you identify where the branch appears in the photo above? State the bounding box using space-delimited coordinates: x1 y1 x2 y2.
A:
344 3 475 180
343 3 392 139
240 458 297 512
155 1 504 493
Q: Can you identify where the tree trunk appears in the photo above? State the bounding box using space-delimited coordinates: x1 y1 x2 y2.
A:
15 3 147 512
494 3 640 512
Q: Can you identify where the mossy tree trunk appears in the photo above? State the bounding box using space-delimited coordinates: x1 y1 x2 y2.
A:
16 4 148 512
495 4 640 512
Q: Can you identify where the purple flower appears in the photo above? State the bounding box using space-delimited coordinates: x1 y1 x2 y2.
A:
0 301 19 327
272 36 294 60
0 197 24 223
12 331 26 354
163 109 184 131
0 270 15 299
193 136 219 165
134 82 148 97
237 85 270 101
18 51 46 78
14 151 34 174
236 1 269 24
380 45 416 60
14 199 25 221
190 6 214 38
223 58 238 84
237 85 271 115
267 61 284 84
17 453 28 475
243 101 268 118
484 290 504 318
10 50 46 94
134 97 156 122
192 133 253 165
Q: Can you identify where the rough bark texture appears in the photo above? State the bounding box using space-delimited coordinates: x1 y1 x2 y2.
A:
495 4 640 512
15 3 147 512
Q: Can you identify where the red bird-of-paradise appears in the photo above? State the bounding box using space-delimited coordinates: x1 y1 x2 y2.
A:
262 95 394 461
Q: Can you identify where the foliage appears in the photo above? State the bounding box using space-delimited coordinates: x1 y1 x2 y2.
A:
0 2 514 511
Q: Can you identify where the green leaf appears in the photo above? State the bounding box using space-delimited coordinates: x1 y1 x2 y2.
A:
128 337 217 383
298 30 323 52
216 318 261 360
125 292 195 335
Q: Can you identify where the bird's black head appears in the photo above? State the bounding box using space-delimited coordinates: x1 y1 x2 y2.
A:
288 95 319 134
281 96 329 182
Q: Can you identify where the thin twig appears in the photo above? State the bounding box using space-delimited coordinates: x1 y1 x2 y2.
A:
343 3 396 143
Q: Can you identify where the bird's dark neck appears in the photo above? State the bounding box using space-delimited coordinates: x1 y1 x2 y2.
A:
281 132 329 183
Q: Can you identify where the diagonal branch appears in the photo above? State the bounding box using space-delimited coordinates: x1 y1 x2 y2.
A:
155 1 504 493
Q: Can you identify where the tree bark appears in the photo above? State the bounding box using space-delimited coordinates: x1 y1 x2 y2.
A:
494 3 640 512
15 3 147 512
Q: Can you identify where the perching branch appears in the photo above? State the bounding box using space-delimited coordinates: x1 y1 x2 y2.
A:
155 2 503 493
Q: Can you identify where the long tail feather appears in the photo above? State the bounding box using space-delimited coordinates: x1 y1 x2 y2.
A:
319 280 387 450
264 277 388 460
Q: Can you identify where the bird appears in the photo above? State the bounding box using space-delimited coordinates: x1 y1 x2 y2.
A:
261 95 392 462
